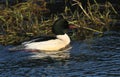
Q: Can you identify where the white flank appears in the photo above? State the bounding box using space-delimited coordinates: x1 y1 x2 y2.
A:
25 34 70 51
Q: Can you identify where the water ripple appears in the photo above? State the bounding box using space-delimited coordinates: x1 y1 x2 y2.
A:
0 31 120 77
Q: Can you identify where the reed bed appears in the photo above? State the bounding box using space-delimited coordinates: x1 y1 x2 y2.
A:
0 0 117 45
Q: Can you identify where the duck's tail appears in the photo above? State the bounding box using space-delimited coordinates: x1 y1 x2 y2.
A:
8 45 26 51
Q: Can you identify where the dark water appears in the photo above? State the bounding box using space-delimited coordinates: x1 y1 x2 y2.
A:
0 31 120 77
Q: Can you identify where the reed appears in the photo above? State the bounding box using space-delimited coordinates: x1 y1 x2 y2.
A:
0 0 117 45
67 0 117 39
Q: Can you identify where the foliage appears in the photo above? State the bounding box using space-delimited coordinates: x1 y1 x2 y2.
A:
65 0 117 40
0 0 117 45
0 0 50 45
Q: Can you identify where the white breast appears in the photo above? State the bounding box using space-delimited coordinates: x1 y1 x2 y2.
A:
25 34 70 51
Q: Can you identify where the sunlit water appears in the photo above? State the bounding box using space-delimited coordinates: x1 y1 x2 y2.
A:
0 31 120 77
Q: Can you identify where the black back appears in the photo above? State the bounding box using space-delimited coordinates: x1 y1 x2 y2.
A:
21 35 57 45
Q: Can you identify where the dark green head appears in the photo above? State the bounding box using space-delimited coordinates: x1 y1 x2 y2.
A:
52 15 69 35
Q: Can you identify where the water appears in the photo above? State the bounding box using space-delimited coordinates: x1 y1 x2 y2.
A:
0 31 120 77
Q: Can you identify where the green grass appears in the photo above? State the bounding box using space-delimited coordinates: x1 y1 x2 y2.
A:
0 0 117 45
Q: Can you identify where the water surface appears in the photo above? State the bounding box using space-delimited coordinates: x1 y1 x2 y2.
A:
0 31 120 77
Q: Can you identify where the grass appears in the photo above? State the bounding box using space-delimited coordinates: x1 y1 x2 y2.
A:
0 0 117 45
65 0 117 39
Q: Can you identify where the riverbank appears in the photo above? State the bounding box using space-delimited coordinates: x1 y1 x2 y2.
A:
0 0 119 45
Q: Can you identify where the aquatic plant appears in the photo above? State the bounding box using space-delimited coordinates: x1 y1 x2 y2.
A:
0 0 117 45
66 0 117 39
0 0 49 45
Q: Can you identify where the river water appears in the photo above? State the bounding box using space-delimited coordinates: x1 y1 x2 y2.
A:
0 31 120 77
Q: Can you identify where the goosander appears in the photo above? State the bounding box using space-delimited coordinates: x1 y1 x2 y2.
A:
9 15 76 52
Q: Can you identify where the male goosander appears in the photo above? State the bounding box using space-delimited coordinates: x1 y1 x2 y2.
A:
9 15 76 52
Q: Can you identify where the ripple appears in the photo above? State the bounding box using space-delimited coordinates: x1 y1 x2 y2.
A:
0 31 120 76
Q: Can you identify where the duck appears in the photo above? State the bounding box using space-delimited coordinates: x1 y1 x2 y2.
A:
9 15 77 52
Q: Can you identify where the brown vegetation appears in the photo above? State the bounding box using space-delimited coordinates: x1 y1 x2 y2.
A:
0 0 117 45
